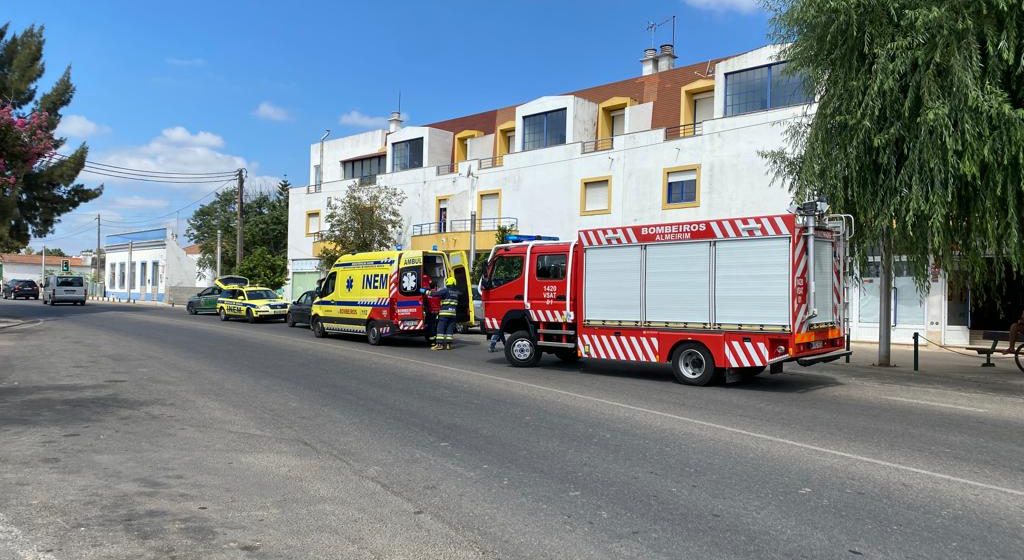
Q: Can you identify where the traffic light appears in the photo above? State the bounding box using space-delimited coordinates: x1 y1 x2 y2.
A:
60 259 70 273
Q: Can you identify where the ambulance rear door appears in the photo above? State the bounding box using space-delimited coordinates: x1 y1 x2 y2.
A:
446 251 474 324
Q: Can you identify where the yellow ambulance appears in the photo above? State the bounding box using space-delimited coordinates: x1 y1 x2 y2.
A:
310 250 473 345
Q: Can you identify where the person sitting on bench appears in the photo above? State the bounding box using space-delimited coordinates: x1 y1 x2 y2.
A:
1003 309 1024 354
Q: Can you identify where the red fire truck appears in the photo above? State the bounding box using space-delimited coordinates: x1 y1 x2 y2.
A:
479 208 852 385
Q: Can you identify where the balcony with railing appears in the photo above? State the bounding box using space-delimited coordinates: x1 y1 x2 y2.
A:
436 163 456 175
664 122 704 141
479 155 503 170
410 217 518 251
582 137 614 153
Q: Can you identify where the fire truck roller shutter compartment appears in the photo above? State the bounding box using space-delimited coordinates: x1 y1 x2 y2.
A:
812 238 835 324
645 242 712 324
584 245 642 323
715 238 790 326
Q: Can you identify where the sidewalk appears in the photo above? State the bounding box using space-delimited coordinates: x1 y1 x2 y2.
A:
819 341 1024 397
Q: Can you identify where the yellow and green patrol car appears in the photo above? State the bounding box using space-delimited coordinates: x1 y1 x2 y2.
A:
215 276 290 323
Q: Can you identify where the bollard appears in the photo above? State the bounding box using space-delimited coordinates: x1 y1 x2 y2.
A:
912 332 919 372
845 334 851 363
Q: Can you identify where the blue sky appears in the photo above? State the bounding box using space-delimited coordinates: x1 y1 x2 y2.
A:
8 0 769 253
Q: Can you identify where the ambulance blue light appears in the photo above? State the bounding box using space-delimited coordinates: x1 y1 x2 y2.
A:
507 234 559 243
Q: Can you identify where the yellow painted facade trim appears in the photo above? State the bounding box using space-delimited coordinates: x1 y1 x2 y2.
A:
454 130 484 165
597 96 635 140
476 189 502 221
679 79 716 133
495 120 516 157
435 195 451 228
579 175 613 216
662 164 701 210
305 210 321 236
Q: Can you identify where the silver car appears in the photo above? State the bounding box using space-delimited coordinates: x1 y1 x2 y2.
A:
42 275 87 306
456 287 484 334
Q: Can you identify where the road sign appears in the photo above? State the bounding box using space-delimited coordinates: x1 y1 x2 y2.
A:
60 259 70 273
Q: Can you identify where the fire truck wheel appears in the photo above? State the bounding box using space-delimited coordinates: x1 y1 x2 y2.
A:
554 349 580 363
671 343 718 386
505 331 542 367
366 321 383 346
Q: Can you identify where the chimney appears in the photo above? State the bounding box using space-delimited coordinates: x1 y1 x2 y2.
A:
387 111 403 133
656 43 676 72
641 47 657 76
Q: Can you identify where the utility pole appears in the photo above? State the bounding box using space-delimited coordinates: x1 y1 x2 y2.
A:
877 233 893 367
216 229 222 278
95 214 101 291
127 240 134 302
40 245 46 283
236 168 245 268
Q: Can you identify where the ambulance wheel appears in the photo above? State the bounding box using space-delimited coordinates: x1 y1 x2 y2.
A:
246 309 256 324
555 349 580 363
312 317 327 338
366 321 383 346
219 308 229 321
505 331 541 367
455 322 468 334
286 313 296 327
671 343 718 386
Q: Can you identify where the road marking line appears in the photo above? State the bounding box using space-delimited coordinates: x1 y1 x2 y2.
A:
128 312 1024 498
881 396 988 413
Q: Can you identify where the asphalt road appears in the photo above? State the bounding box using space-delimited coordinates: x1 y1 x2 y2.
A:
1 299 1022 559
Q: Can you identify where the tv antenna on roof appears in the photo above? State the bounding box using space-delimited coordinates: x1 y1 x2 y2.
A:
645 15 676 48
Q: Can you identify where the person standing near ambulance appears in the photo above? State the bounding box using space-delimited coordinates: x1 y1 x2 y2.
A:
422 277 460 350
422 274 441 344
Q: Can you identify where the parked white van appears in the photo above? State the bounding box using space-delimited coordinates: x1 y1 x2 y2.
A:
42 275 87 306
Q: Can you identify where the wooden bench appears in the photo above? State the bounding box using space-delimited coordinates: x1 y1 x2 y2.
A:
966 330 1012 367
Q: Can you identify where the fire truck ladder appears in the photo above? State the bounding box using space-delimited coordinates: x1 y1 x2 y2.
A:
826 214 855 351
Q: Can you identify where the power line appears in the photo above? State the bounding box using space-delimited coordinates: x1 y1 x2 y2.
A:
50 153 238 178
77 167 240 184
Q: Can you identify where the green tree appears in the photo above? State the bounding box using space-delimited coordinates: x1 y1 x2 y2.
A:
187 189 238 275
185 179 290 279
473 224 513 280
43 246 66 256
0 23 101 252
762 0 1024 365
318 182 406 271
235 246 287 290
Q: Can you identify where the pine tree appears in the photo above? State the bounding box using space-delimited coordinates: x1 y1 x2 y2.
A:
0 23 101 252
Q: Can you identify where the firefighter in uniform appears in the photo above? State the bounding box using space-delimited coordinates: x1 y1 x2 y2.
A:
422 274 440 344
422 277 460 351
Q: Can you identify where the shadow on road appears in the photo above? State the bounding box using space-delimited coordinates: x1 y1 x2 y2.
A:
0 382 154 428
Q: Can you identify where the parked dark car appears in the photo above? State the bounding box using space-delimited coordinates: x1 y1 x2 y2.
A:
286 290 316 327
3 279 39 300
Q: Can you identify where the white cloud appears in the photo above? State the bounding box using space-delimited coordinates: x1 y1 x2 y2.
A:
166 57 207 67
253 101 291 122
55 115 110 138
339 110 409 129
158 126 225 148
84 126 242 189
683 0 761 12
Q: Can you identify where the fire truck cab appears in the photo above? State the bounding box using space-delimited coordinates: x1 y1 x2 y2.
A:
480 210 852 385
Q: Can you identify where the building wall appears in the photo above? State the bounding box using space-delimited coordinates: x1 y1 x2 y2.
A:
1 261 90 284
287 44 966 344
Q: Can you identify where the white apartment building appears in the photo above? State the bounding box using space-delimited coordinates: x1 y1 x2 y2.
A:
289 44 985 347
